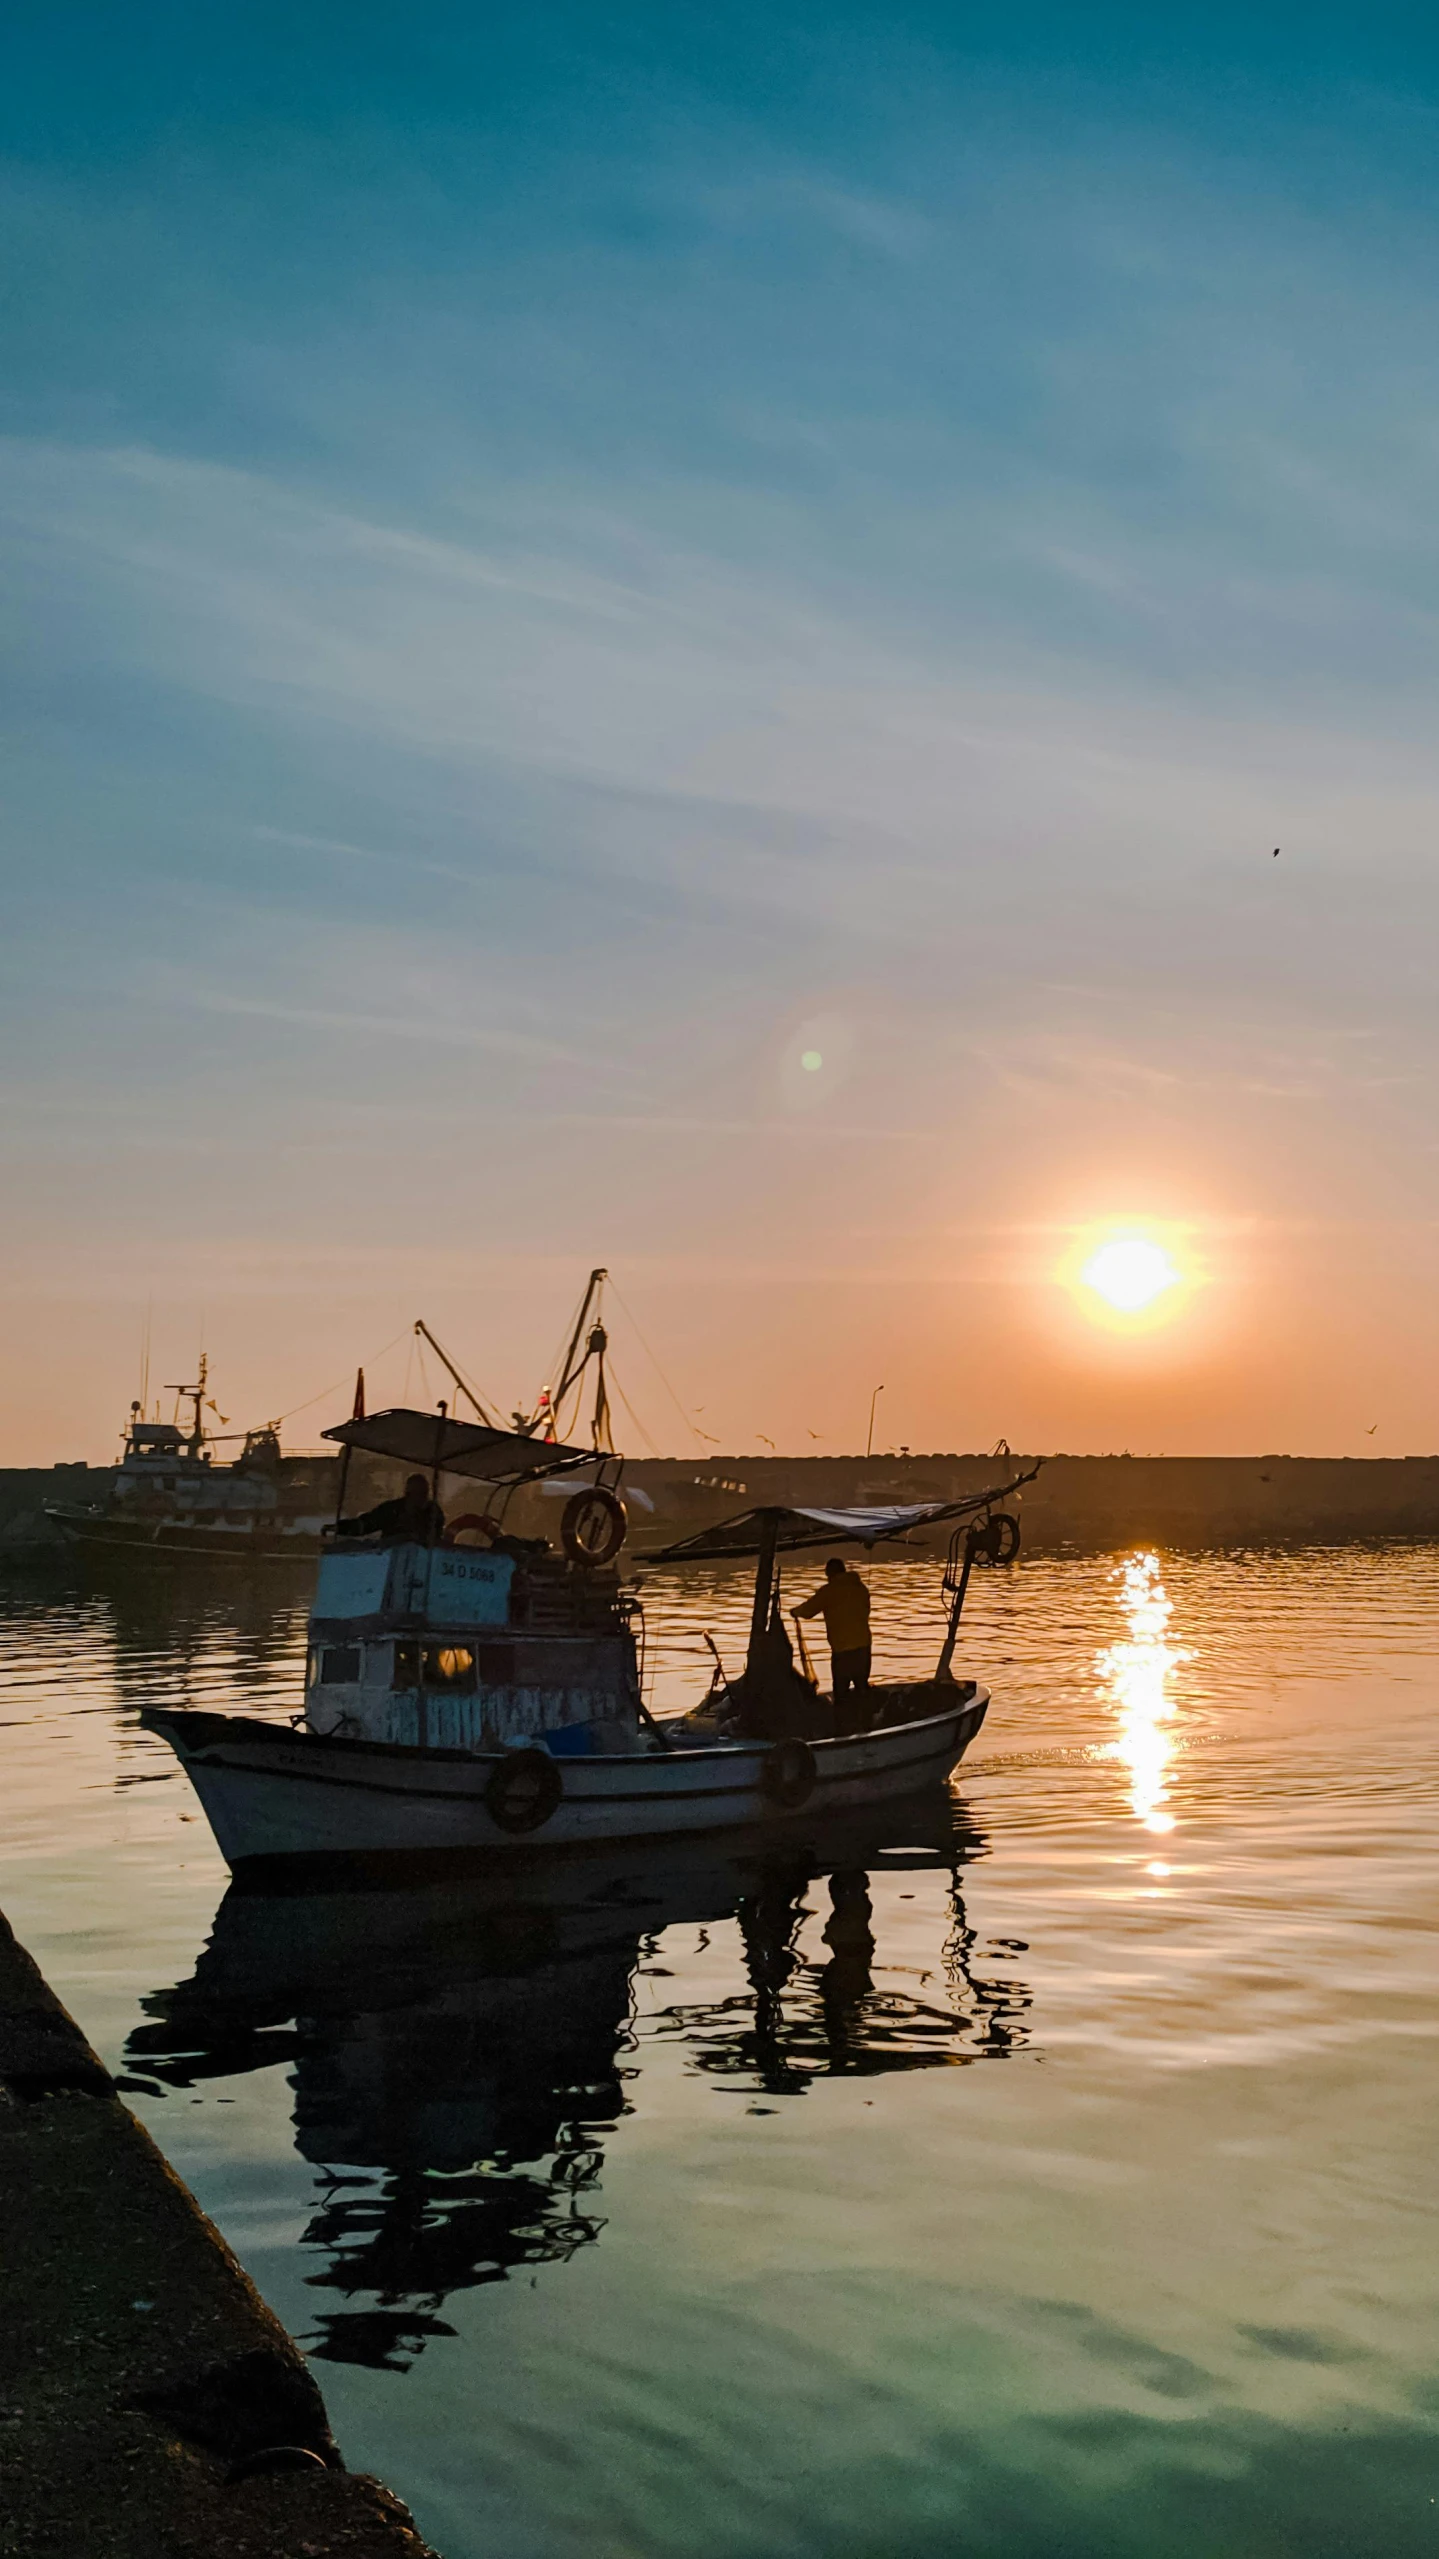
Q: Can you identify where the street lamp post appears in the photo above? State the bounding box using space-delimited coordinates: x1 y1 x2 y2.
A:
866 1383 885 1459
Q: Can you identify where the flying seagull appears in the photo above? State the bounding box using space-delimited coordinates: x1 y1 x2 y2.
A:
757 1433 776 1450
1366 1423 1377 1434
1272 846 1280 857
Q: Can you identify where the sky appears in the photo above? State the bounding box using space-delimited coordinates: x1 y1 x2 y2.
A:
5 1 1439 1463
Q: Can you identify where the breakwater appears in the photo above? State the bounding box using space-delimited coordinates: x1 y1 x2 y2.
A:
0 1909 437 2558
619 1453 1439 1545
620 1452 1439 1552
7 1452 1439 1557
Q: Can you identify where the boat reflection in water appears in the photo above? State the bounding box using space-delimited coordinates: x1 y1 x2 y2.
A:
127 1807 1032 2370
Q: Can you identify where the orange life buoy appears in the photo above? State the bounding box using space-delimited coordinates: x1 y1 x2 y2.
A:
444 1512 503 1548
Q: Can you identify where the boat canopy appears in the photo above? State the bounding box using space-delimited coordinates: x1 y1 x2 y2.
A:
649 1467 1041 1564
322 1407 596 1484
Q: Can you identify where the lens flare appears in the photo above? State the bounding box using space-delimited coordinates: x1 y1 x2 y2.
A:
780 1012 853 1111
1097 1551 1190 1837
1082 1235 1179 1312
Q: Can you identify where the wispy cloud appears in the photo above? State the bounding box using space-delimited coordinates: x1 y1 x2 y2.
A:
191 990 587 1065
9 436 1439 920
686 169 933 260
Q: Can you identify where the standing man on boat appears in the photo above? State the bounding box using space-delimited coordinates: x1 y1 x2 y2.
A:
793 1558 872 1733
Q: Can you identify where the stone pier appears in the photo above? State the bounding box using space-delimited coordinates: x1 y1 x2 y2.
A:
0 1910 439 2559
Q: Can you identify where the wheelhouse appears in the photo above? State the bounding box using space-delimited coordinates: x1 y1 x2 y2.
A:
305 1410 642 1757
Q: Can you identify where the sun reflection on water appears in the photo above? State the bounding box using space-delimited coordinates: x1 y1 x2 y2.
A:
1097 1552 1191 1834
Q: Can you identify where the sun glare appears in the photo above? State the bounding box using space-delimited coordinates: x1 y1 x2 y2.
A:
1098 1552 1190 1838
1081 1234 1181 1315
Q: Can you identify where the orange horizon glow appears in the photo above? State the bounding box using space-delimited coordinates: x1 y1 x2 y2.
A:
0 1199 1424 1468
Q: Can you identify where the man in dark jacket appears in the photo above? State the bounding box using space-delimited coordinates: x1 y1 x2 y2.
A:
333 1472 446 1545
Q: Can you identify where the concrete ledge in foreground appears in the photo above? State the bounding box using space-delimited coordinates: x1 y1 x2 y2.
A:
0 1909 440 2558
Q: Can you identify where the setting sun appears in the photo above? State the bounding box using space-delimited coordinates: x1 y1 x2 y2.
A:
1082 1235 1181 1314
1055 1220 1200 1337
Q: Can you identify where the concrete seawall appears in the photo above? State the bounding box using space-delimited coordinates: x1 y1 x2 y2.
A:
0 1909 438 2557
7 1452 1439 1558
618 1451 1439 1553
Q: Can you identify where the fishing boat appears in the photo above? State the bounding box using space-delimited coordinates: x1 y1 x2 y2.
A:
44 1358 334 1567
142 1402 1039 1875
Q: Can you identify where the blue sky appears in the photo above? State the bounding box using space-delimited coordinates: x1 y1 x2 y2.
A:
5 3 1439 1457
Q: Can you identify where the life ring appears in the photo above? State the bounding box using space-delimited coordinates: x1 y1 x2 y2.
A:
561 1486 628 1567
761 1736 817 1810
445 1512 503 1548
484 1748 563 1833
969 1511 1021 1566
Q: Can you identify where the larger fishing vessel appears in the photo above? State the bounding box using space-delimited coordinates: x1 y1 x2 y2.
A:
45 1358 332 1567
142 1384 1038 1870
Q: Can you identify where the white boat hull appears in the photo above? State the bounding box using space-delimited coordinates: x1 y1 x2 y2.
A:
144 1690 988 1873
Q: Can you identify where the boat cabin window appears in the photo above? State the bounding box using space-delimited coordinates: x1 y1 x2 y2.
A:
426 1645 476 1689
318 1643 362 1685
390 1642 476 1690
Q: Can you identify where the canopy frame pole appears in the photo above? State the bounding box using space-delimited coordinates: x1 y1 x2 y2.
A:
411 1400 444 1622
936 1526 977 1682
430 1404 447 1535
744 1510 781 1684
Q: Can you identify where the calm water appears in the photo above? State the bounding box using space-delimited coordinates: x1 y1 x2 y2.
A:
2 1543 1437 2556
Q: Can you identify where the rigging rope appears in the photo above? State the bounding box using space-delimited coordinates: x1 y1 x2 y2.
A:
610 1373 662 1459
229 1324 413 1440
536 1277 591 1403
607 1280 706 1453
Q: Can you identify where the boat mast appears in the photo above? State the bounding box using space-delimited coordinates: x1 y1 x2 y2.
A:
546 1269 611 1446
163 1352 209 1459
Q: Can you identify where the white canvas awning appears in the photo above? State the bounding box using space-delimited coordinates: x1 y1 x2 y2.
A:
649 1468 1040 1564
